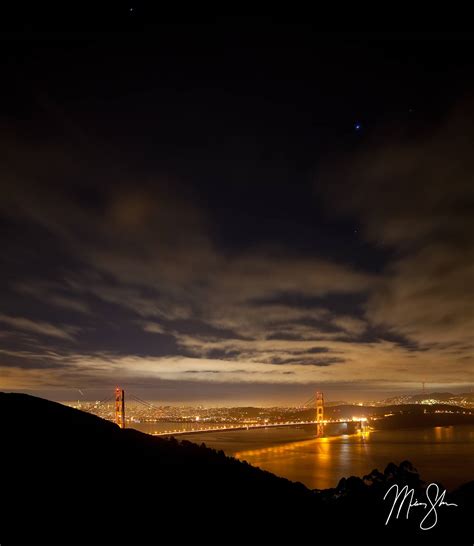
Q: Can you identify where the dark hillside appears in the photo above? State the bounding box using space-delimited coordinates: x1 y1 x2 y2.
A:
1 392 472 544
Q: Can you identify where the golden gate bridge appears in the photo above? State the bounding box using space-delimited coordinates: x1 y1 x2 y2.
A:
101 387 368 437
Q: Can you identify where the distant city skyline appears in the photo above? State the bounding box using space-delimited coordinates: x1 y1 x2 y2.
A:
7 385 474 407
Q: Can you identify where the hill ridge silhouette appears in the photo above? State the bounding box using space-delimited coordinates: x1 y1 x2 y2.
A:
1 392 472 544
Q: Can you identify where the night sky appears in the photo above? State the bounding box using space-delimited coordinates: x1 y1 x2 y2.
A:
1 16 473 404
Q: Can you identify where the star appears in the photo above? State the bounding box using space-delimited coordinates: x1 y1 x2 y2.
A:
354 122 362 131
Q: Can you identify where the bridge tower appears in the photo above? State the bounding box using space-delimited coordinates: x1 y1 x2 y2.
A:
115 387 125 429
316 391 324 437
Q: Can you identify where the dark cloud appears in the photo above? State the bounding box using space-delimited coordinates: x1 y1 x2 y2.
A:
0 313 78 341
267 356 345 367
320 101 474 359
0 38 472 401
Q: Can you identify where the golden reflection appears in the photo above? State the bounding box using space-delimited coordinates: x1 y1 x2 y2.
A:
234 433 360 461
357 429 371 440
233 433 368 490
434 425 454 441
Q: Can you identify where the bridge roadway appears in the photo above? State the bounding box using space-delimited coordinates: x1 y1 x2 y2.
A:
152 418 365 437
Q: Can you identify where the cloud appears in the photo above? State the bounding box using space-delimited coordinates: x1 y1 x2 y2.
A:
0 314 78 341
320 102 474 249
13 281 90 314
1 107 472 398
0 136 377 393
1 337 471 393
319 100 474 359
141 322 166 335
366 243 474 347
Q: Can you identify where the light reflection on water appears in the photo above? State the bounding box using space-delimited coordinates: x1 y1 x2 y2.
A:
131 422 474 490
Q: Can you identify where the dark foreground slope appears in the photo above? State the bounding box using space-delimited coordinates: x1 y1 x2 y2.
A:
1 393 472 545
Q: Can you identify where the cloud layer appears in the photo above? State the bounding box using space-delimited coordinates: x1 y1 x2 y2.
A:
1 101 473 401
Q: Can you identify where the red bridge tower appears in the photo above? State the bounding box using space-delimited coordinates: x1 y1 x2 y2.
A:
316 391 324 437
115 387 126 429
